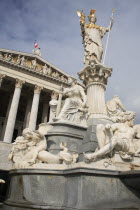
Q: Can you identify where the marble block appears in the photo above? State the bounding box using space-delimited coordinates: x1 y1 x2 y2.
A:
3 168 140 210
46 122 87 154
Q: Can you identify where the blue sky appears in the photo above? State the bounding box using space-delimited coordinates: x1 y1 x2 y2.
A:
0 0 140 123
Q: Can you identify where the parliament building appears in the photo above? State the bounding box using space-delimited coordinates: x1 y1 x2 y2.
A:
0 48 70 144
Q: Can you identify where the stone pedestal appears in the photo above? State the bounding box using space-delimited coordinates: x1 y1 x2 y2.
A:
3 168 140 210
78 62 112 122
0 142 12 171
46 122 87 154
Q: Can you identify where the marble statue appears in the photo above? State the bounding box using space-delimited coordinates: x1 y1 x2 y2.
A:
24 57 28 67
51 71 56 78
84 112 140 161
52 71 60 78
64 77 68 83
9 127 78 168
42 64 47 74
4 53 8 61
49 91 59 121
20 56 26 66
47 67 52 76
7 54 12 62
54 77 88 124
16 55 21 65
77 9 113 65
31 58 37 70
32 48 41 56
106 95 134 123
55 71 60 79
60 75 65 82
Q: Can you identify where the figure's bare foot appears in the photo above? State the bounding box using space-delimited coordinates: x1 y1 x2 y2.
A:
84 153 96 161
28 159 35 164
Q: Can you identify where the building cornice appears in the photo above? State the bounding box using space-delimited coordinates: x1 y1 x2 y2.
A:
0 58 69 87
0 49 71 87
0 48 69 77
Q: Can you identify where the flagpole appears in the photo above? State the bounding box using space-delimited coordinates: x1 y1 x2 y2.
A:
102 9 114 65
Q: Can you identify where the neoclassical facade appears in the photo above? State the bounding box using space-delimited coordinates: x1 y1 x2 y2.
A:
0 48 70 144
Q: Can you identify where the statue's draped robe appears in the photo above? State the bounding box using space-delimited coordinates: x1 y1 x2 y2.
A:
83 26 107 64
57 85 85 123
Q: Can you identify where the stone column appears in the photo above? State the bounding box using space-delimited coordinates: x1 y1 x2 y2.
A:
23 98 32 128
41 98 49 123
78 62 112 119
87 82 107 114
3 79 25 143
0 74 5 87
28 85 43 130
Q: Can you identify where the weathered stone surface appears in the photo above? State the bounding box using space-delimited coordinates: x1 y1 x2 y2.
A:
0 142 12 171
3 168 140 210
46 122 87 154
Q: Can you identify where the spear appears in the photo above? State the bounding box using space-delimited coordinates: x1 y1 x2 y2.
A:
102 8 114 65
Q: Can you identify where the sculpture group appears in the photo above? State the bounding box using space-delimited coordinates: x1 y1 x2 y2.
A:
0 52 68 82
9 127 78 169
84 112 140 162
9 9 140 170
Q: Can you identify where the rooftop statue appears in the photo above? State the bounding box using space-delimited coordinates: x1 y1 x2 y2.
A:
77 9 114 65
32 47 41 57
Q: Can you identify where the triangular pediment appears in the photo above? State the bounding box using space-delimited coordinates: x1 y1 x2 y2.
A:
0 48 69 85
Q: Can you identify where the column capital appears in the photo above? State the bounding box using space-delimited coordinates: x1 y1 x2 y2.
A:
34 85 43 94
15 78 25 88
78 64 112 87
0 74 6 80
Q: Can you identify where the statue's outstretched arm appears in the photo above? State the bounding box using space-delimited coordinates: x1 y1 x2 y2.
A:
77 11 85 40
84 138 117 161
96 124 107 149
116 99 126 112
106 16 114 32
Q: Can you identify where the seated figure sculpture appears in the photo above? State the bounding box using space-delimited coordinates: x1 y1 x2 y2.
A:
106 95 134 123
55 77 88 124
9 127 78 168
84 112 140 162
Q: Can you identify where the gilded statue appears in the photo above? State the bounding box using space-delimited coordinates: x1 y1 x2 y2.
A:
77 9 113 65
